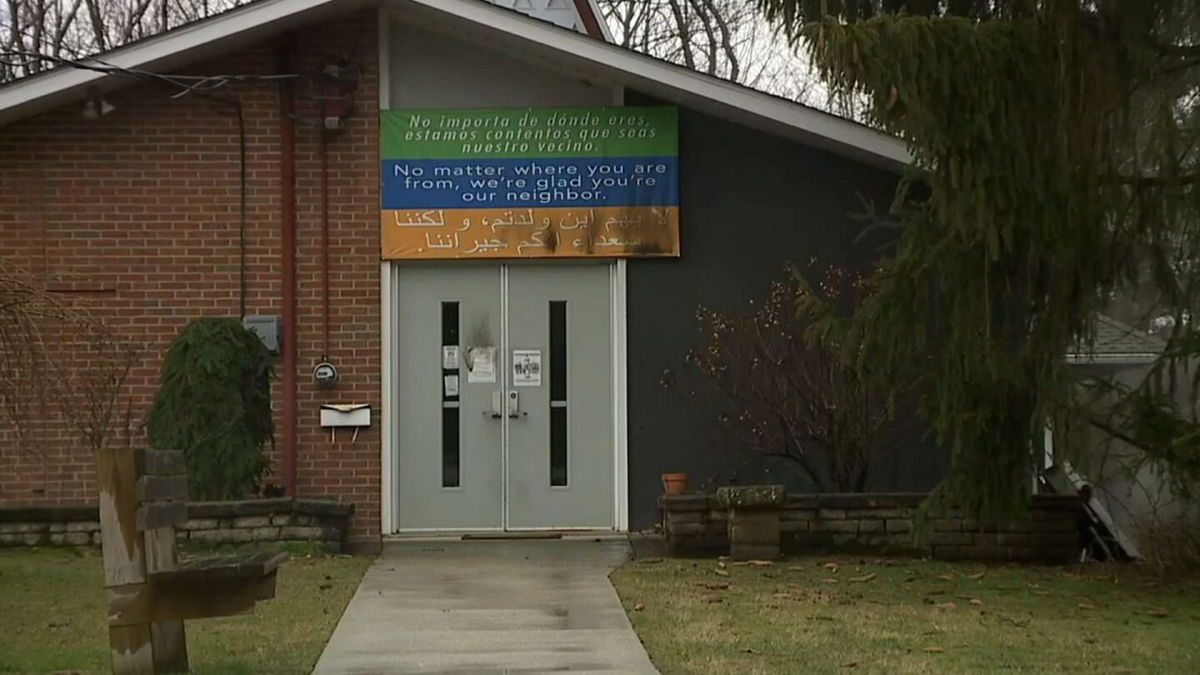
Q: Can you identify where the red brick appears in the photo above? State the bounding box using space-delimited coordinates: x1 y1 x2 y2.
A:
0 10 382 539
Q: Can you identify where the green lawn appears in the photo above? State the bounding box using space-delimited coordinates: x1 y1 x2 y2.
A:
0 544 372 674
611 555 1200 674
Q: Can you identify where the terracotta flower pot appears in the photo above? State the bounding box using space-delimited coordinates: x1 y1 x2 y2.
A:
661 472 689 495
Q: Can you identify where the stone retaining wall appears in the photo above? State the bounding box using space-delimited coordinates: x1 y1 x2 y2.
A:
0 498 354 551
661 492 1082 563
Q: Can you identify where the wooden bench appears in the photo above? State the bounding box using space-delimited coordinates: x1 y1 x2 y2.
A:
97 448 286 674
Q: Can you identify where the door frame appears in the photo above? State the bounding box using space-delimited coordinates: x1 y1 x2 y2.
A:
379 259 629 534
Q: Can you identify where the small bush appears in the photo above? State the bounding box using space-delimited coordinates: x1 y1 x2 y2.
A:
146 318 274 500
1138 512 1200 576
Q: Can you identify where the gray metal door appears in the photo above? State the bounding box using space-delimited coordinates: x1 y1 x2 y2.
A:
395 265 504 530
506 264 614 530
393 262 614 531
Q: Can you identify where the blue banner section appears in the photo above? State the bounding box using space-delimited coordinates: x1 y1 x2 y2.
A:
381 156 679 209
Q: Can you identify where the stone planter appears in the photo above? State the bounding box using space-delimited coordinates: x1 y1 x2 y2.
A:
659 492 1084 563
716 485 786 561
0 498 355 551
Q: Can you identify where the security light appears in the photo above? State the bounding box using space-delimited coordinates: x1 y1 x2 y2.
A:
82 89 115 119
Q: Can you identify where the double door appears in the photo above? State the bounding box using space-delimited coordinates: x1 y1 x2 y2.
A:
393 262 614 531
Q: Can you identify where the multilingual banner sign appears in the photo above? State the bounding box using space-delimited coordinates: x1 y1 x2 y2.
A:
380 107 680 259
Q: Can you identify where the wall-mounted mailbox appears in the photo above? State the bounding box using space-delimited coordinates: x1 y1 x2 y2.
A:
320 403 371 427
320 404 371 442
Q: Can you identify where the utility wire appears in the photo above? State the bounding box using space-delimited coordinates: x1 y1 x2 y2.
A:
1 49 357 321
0 50 303 93
0 49 292 320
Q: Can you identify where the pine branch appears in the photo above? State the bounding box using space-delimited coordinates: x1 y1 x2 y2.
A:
1119 172 1200 187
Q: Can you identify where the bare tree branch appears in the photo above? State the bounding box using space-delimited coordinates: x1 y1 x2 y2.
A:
665 0 695 70
0 0 249 83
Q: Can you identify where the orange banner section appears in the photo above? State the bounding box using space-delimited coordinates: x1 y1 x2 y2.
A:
381 207 679 259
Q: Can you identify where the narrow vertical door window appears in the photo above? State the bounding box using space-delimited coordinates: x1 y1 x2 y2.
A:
549 301 568 486
441 301 460 488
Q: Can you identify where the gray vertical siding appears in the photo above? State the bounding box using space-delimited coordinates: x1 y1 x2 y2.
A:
388 23 612 109
625 97 948 528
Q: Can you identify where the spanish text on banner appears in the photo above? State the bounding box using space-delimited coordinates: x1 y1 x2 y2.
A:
380 107 680 260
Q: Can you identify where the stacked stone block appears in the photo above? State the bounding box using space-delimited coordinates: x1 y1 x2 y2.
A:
717 485 787 561
0 498 353 551
661 492 1082 563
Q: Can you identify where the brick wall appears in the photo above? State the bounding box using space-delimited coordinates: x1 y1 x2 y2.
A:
662 493 1083 563
0 10 383 542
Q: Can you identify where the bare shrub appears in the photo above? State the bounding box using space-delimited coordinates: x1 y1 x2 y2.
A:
685 265 905 492
0 265 136 456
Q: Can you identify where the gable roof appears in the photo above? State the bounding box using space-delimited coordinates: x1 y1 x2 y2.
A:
487 0 610 40
0 0 910 171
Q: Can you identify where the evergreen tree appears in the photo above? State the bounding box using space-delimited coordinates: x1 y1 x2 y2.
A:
146 318 274 500
756 0 1200 520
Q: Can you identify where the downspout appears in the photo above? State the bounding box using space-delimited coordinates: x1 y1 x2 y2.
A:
278 45 298 497
320 123 331 361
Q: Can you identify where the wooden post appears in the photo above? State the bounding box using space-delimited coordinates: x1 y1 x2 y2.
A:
97 447 154 674
144 526 187 673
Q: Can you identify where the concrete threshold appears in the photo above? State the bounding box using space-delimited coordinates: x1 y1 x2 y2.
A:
382 531 632 543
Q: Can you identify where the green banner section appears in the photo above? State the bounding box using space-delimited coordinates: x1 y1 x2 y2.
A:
381 107 678 159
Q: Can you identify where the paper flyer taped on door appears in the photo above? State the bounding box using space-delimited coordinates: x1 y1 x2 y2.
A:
512 349 541 387
467 346 496 383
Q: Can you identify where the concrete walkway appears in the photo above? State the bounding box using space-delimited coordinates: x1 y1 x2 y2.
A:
313 537 658 674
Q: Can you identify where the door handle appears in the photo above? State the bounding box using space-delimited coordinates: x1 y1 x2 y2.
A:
507 390 526 419
486 391 527 419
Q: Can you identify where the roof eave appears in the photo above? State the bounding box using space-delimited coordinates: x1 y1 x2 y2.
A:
0 0 369 127
0 0 910 171
397 0 909 171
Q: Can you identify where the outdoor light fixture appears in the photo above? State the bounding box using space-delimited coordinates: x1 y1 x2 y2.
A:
318 60 360 131
81 88 115 119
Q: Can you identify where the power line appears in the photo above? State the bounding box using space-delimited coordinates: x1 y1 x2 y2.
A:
0 49 290 320
0 50 302 98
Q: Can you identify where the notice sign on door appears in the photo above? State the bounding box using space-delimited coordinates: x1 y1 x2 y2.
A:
512 349 542 387
442 345 460 370
467 346 496 384
380 107 680 260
